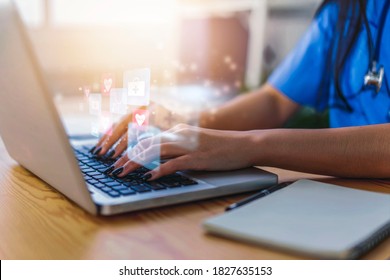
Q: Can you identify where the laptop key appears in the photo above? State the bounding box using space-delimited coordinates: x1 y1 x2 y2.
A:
182 180 198 186
163 174 182 180
86 162 100 167
94 165 109 172
82 168 95 173
159 181 181 188
77 156 89 161
107 191 120 198
86 171 101 176
105 181 121 187
130 185 151 193
114 177 126 183
87 179 99 184
101 187 112 192
121 177 135 182
99 178 117 184
83 145 95 151
146 182 166 191
137 167 150 173
112 185 128 191
119 189 136 196
166 182 183 188
100 159 115 165
94 183 105 189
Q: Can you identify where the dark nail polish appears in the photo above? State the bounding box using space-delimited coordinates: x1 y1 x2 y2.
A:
103 165 115 174
89 146 96 153
142 173 152 181
105 150 115 159
112 167 124 177
93 147 102 155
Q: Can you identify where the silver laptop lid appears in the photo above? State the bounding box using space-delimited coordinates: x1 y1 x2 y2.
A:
0 0 97 214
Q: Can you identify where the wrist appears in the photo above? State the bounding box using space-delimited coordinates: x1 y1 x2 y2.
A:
242 130 274 167
199 110 217 129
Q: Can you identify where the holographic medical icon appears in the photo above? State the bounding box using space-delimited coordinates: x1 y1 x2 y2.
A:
128 78 146 97
101 73 115 95
132 109 149 127
83 86 91 98
100 113 112 134
90 113 112 138
88 93 102 116
123 68 150 106
110 88 128 115
91 121 100 137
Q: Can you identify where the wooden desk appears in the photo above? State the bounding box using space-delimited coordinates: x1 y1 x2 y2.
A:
0 136 389 260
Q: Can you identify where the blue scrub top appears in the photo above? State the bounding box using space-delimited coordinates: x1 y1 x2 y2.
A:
268 0 390 128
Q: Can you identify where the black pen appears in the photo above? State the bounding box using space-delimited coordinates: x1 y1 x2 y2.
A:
225 181 293 212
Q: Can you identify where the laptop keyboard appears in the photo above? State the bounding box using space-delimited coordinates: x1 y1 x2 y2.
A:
73 146 198 198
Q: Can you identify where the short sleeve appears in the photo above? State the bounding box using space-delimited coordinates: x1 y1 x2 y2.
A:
268 3 338 111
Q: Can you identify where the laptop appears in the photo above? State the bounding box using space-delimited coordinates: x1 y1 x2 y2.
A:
0 0 277 215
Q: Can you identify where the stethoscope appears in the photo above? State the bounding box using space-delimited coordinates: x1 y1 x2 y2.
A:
363 1 390 93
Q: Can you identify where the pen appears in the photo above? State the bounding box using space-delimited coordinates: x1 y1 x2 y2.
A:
225 181 293 212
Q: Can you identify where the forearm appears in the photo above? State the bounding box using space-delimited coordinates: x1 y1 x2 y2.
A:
200 84 300 131
249 124 390 178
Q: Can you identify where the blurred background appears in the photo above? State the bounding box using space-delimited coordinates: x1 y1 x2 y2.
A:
15 0 321 93
15 0 327 128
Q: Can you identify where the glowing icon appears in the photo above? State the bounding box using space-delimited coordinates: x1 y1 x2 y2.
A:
224 56 232 64
91 121 100 137
128 78 146 97
83 86 91 98
88 93 101 116
110 88 128 115
132 109 149 127
91 113 112 137
100 113 112 134
101 73 115 94
124 68 150 106
135 113 146 126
